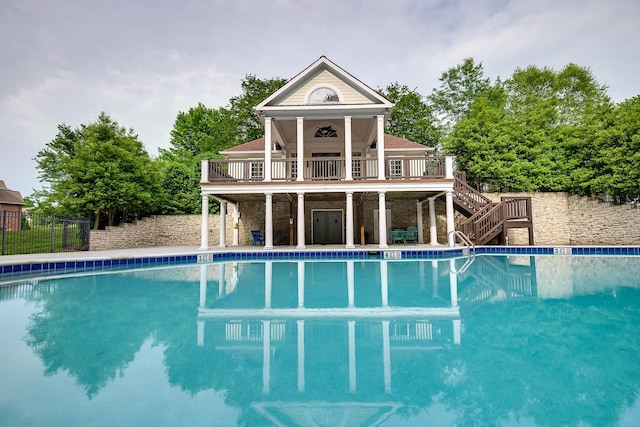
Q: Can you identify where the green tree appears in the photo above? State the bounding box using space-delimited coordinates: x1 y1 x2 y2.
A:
378 82 442 147
229 75 287 142
587 95 640 202
35 113 158 229
444 63 612 193
158 76 287 214
157 103 239 214
429 58 492 132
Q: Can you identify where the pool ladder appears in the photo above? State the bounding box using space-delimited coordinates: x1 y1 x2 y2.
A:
449 230 475 252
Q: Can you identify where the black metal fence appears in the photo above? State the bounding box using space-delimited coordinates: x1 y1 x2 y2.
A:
1 211 90 255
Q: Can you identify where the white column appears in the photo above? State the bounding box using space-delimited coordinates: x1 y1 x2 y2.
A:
453 319 462 345
201 158 209 182
218 262 226 299
347 261 355 307
218 265 225 298
262 320 271 394
380 260 389 307
265 261 272 308
296 117 304 182
417 201 424 244
348 320 356 393
376 115 385 180
382 320 391 393
445 156 454 179
197 320 204 346
449 259 458 307
218 201 227 247
346 192 355 248
200 195 209 250
297 320 305 392
345 116 353 180
296 193 306 249
265 193 274 249
431 260 439 298
446 191 455 247
199 264 208 308
232 205 239 246
429 197 439 245
378 192 388 248
264 117 272 182
297 261 305 307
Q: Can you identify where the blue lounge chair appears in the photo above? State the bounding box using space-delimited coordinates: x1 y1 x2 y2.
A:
251 230 264 246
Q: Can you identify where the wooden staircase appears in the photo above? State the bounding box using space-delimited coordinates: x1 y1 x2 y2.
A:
451 173 534 245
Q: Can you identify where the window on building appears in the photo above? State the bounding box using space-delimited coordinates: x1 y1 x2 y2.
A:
352 153 362 178
389 159 403 177
290 153 298 179
250 162 264 180
308 87 340 104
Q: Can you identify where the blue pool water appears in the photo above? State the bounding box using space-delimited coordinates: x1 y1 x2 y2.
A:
1 254 640 426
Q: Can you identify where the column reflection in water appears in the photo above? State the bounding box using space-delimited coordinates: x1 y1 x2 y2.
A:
196 257 463 425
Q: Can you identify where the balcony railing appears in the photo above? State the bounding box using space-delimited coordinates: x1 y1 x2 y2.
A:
207 156 448 182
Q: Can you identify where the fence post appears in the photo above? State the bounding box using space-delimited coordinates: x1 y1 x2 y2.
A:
50 214 56 253
1 210 6 255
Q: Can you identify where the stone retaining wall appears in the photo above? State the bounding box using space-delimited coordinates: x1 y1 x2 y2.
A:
89 193 640 250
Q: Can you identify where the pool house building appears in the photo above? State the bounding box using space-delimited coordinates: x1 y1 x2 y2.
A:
199 56 533 250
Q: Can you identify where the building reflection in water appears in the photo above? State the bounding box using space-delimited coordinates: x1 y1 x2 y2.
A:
195 258 465 425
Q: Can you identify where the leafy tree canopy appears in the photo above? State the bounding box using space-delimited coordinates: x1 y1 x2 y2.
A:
34 113 158 228
157 76 286 214
378 82 442 148
429 57 492 132
443 63 617 195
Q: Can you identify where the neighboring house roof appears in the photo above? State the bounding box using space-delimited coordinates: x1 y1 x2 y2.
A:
0 180 25 206
221 134 432 155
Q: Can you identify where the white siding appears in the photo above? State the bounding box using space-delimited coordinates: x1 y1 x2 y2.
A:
277 70 373 106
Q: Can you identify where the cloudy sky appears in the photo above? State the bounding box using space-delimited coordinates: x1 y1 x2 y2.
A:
2 0 639 197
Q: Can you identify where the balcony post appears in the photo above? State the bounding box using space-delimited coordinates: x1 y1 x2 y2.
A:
346 192 355 248
264 117 272 182
265 193 274 249
199 195 209 250
376 115 385 180
296 117 304 181
218 200 226 247
296 192 306 249
429 197 439 245
345 116 353 180
232 205 239 246
417 200 424 244
378 192 388 248
445 156 454 179
446 191 455 247
201 159 209 182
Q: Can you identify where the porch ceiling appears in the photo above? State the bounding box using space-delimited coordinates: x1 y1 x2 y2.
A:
208 190 441 205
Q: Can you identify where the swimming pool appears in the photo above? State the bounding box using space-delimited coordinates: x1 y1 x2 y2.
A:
1 253 640 426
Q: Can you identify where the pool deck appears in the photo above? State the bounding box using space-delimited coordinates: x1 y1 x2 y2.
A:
0 243 448 266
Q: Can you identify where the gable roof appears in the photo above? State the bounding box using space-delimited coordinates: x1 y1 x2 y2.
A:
0 180 25 205
222 134 432 154
255 56 393 111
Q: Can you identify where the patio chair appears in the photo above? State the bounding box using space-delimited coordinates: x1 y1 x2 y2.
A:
404 226 418 244
391 229 406 245
251 230 264 246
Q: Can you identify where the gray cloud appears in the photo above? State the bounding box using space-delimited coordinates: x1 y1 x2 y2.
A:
1 0 639 196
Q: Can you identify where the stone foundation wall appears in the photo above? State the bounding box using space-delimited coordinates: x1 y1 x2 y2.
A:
89 193 640 250
486 192 640 245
